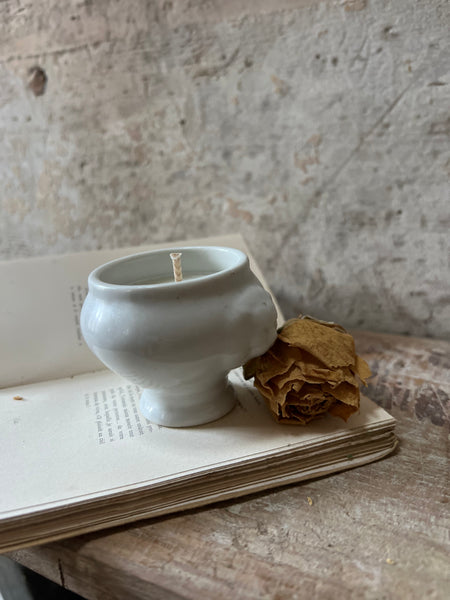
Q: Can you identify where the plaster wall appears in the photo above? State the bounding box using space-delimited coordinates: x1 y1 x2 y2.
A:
0 0 449 338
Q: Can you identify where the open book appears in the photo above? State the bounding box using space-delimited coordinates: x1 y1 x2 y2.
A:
0 235 396 553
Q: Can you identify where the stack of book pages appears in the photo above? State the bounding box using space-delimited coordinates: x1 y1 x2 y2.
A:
0 235 396 553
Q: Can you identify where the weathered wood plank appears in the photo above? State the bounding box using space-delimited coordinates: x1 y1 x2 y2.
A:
9 332 450 599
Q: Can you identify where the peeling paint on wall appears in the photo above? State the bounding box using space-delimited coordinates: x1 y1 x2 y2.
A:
27 66 47 96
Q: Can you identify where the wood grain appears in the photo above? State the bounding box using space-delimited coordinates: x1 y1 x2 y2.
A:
9 332 450 599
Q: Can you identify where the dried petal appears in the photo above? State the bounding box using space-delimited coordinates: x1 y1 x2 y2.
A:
353 354 372 384
278 318 356 368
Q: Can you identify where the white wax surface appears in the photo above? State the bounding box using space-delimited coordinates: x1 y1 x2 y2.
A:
130 271 214 285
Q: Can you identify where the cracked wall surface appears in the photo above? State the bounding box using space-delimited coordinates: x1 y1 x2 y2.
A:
1 0 449 338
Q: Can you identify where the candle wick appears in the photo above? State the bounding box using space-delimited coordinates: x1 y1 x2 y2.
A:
170 253 183 282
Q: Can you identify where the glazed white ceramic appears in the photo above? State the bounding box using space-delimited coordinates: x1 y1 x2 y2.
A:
80 246 277 427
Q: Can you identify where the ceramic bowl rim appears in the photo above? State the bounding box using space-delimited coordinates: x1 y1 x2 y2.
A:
88 246 249 292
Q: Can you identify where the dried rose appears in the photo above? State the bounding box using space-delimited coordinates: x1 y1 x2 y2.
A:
243 315 371 424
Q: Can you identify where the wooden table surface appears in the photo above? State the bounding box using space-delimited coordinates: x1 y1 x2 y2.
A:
9 332 450 600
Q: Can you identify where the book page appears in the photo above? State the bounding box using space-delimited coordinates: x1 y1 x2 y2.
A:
0 368 394 518
0 235 283 388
